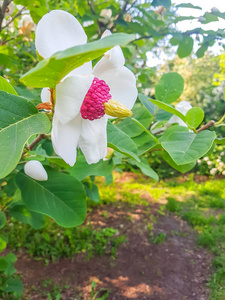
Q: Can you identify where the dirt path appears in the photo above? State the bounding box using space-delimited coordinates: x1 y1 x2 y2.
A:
16 200 212 300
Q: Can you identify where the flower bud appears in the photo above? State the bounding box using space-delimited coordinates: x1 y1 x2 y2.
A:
104 99 133 118
24 160 48 181
211 7 220 13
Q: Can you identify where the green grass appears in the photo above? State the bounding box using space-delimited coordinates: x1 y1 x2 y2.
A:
4 221 126 263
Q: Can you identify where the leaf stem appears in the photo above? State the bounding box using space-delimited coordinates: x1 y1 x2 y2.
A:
131 117 158 143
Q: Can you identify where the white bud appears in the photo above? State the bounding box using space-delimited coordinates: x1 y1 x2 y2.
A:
211 7 220 13
168 100 192 127
24 160 48 181
198 16 206 23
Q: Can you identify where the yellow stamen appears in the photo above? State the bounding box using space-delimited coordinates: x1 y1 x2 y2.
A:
104 99 133 118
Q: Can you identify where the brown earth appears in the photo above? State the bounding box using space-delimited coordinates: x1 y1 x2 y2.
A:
15 190 212 300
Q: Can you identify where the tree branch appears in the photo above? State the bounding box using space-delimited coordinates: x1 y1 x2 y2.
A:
2 6 26 30
196 120 215 133
0 0 13 32
22 134 46 158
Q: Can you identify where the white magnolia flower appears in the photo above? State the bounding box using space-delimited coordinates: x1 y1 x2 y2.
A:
99 9 113 25
24 160 48 181
168 100 192 127
0 1 15 16
36 10 137 166
18 14 35 37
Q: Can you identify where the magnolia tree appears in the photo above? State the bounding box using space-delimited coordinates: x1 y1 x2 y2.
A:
0 0 225 297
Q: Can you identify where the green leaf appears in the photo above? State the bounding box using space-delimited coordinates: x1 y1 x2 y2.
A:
133 132 158 155
203 13 218 24
163 150 196 173
161 130 216 165
150 99 187 123
0 76 17 95
0 211 6 229
9 205 45 229
4 278 24 294
177 36 194 58
117 104 152 137
15 167 87 228
159 125 189 142
84 182 100 203
0 235 7 252
0 91 51 179
69 155 113 181
155 72 184 104
20 33 135 88
196 44 209 58
129 158 159 181
3 253 17 277
215 138 225 145
185 107 204 128
176 3 202 9
107 122 140 161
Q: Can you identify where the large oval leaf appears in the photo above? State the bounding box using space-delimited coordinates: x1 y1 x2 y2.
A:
0 91 51 179
15 167 87 228
20 33 135 88
155 72 184 104
161 130 216 165
0 76 17 95
107 122 140 161
69 155 113 181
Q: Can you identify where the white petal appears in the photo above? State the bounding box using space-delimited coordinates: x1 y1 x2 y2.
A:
94 66 137 110
35 10 87 58
66 62 92 77
51 114 82 166
78 116 107 164
168 115 187 127
41 88 51 103
93 30 125 75
55 75 94 124
176 101 192 115
24 160 48 181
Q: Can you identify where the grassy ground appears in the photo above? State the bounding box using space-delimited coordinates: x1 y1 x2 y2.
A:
2 172 225 299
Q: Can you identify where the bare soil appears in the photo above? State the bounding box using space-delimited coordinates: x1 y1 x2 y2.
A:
15 173 212 300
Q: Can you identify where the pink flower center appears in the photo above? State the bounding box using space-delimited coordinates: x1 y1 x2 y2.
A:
80 77 111 121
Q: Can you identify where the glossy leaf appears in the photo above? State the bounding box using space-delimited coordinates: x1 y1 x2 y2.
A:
155 72 184 104
150 99 187 124
128 158 159 181
117 104 152 138
107 122 140 161
15 167 87 228
20 33 135 88
177 36 194 58
69 155 113 181
0 76 17 95
9 205 45 229
163 150 196 173
133 132 158 155
0 91 51 179
185 107 204 128
84 182 100 203
161 130 216 165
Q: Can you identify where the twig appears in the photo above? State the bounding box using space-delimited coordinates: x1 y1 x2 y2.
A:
196 120 215 133
0 0 13 32
2 6 26 30
22 134 46 157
